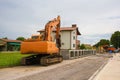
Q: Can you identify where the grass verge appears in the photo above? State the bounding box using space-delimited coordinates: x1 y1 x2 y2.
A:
0 52 30 68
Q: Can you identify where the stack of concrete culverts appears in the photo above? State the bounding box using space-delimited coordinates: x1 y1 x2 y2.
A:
60 49 96 60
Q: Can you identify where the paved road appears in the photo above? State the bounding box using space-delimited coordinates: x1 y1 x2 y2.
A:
14 54 111 80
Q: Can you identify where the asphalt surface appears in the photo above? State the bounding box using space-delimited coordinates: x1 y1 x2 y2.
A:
13 54 111 80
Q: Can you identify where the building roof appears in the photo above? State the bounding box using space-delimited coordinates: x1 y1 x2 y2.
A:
0 39 22 43
37 25 81 35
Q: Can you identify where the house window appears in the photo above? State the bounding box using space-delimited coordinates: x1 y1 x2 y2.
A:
73 36 75 40
62 43 64 45
73 44 75 48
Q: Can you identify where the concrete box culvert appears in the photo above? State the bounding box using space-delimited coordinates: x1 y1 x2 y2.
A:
60 49 96 60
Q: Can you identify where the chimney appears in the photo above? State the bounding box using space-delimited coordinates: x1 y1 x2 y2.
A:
72 24 77 28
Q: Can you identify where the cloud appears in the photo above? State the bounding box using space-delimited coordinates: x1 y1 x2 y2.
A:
78 33 112 45
0 0 120 44
107 16 120 20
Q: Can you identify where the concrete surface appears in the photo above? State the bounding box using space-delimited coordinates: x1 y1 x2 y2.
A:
0 54 109 80
0 56 92 80
93 53 120 80
14 55 108 80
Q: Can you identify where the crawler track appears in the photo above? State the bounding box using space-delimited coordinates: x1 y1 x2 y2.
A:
21 54 63 66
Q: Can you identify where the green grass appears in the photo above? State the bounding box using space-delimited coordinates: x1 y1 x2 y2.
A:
0 52 30 68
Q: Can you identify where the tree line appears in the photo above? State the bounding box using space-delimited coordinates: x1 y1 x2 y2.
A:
1 31 120 49
2 36 25 41
93 31 120 49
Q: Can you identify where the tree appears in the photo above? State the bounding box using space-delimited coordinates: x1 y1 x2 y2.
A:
16 37 25 41
93 39 110 48
99 39 110 46
110 31 120 48
80 44 86 49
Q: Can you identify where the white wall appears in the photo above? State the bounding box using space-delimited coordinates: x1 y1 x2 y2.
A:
46 31 71 49
39 29 77 50
60 30 77 50
71 30 76 49
60 31 71 49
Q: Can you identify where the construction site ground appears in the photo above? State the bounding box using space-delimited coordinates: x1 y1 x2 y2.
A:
0 54 112 80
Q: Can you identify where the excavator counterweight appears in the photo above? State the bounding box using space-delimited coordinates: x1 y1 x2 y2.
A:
21 41 58 54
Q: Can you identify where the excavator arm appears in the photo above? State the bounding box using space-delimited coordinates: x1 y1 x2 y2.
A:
44 16 61 49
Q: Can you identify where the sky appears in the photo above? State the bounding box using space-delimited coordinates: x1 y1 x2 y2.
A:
0 0 120 45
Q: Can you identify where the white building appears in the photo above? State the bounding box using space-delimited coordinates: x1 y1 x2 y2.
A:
38 24 81 50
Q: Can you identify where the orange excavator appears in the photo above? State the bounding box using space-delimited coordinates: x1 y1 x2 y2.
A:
21 16 63 65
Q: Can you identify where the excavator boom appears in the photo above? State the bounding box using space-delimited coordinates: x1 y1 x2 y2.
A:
45 16 60 40
44 16 61 49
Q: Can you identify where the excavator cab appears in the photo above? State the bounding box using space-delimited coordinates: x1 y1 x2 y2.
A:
24 34 44 41
31 35 40 40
